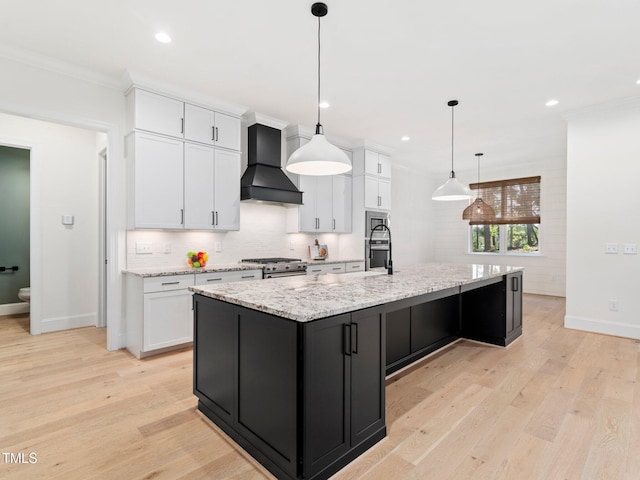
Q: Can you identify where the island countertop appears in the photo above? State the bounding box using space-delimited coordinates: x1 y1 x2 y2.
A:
189 263 524 322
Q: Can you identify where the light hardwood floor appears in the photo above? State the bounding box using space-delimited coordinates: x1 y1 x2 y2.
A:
1 295 638 479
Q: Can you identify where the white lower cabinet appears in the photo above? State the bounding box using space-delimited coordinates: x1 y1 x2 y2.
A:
126 269 262 358
307 261 365 275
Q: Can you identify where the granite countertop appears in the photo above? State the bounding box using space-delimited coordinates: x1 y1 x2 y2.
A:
123 263 262 277
306 258 365 265
190 263 524 322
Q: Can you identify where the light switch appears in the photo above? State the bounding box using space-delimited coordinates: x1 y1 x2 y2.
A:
215 242 222 253
605 243 618 254
623 243 637 255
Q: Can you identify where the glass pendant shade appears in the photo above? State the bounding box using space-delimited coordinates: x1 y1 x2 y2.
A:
432 174 472 201
286 133 352 175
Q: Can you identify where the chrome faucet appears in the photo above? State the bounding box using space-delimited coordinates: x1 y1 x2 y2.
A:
369 224 393 275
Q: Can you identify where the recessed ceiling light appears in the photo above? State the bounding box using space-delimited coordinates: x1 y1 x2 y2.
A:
401 136 410 141
545 99 559 107
319 101 330 109
155 32 172 43
636 79 640 85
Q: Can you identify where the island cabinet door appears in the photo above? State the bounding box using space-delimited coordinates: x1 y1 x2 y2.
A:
506 272 523 343
302 313 352 479
350 308 386 448
193 297 235 426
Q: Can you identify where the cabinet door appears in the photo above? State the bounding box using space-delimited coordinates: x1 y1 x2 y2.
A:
299 175 318 232
303 314 351 479
378 154 392 179
364 176 380 210
143 289 193 351
134 133 184 229
134 90 184 138
213 150 241 230
364 150 379 176
184 143 215 229
332 174 352 232
350 307 385 447
506 272 523 339
315 176 333 232
194 297 235 425
214 112 241 151
184 103 215 145
378 178 392 211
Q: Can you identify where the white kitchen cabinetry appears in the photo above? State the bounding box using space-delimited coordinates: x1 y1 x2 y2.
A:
332 174 352 233
184 143 240 231
353 148 392 213
126 269 263 358
127 132 185 229
298 175 333 232
184 103 241 151
306 261 365 275
128 89 185 138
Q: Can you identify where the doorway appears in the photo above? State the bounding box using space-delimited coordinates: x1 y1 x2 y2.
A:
0 146 30 315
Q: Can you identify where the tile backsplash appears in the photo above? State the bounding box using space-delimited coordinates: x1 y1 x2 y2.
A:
126 202 363 268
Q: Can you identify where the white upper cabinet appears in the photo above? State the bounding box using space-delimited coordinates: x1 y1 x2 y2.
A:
127 88 241 151
354 148 392 212
128 132 185 229
183 143 240 231
130 89 184 138
184 104 241 151
332 174 352 233
296 175 350 233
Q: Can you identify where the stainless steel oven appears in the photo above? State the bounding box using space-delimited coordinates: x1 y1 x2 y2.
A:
365 211 390 271
241 258 308 278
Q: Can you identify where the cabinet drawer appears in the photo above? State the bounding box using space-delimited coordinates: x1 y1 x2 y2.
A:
345 261 365 272
196 270 263 285
143 274 195 293
307 263 346 275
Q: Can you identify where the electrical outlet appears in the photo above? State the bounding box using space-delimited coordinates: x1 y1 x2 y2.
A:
136 242 152 254
215 242 222 253
623 243 637 255
605 243 618 254
609 300 619 312
163 243 172 254
289 241 295 251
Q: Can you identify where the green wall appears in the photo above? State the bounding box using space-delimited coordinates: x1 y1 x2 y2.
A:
0 146 30 305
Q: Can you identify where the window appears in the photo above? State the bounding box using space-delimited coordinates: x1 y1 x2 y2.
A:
468 177 540 255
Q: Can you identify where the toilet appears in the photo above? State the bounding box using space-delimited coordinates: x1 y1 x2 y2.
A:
18 287 30 303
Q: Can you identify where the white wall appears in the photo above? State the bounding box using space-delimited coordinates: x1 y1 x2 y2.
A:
565 98 640 339
431 157 567 297
0 112 102 330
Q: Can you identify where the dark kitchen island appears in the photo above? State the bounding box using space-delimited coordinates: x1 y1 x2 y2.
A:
190 263 523 480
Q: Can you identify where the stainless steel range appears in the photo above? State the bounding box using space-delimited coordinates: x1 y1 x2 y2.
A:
241 257 308 278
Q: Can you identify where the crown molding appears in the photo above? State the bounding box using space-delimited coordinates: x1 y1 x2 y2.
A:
351 139 393 156
0 43 121 90
244 112 289 130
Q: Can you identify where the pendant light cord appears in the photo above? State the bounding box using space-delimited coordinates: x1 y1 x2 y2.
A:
450 104 455 176
316 16 322 134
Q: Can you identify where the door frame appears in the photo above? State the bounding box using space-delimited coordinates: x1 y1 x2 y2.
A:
0 111 122 350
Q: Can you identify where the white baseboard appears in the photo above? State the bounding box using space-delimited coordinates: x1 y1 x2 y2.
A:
0 302 30 316
40 312 97 333
564 315 640 340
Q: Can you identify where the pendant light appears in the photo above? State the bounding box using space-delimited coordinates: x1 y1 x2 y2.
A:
286 2 352 176
432 100 472 201
462 153 496 223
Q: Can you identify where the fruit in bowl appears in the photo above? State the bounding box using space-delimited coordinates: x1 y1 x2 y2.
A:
187 251 208 268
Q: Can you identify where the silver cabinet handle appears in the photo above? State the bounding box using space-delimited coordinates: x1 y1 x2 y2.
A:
215 127 219 142
180 209 184 224
212 126 215 141
333 219 336 230
332 267 341 271
241 275 256 279
181 118 184 134
215 211 219 226
311 269 321 273
351 265 359 269
211 211 215 225
161 281 180 286
207 278 222 282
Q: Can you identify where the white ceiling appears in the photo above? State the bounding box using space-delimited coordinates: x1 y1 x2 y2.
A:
2 0 640 175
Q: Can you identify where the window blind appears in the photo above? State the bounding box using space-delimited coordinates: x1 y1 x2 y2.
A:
468 176 540 225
